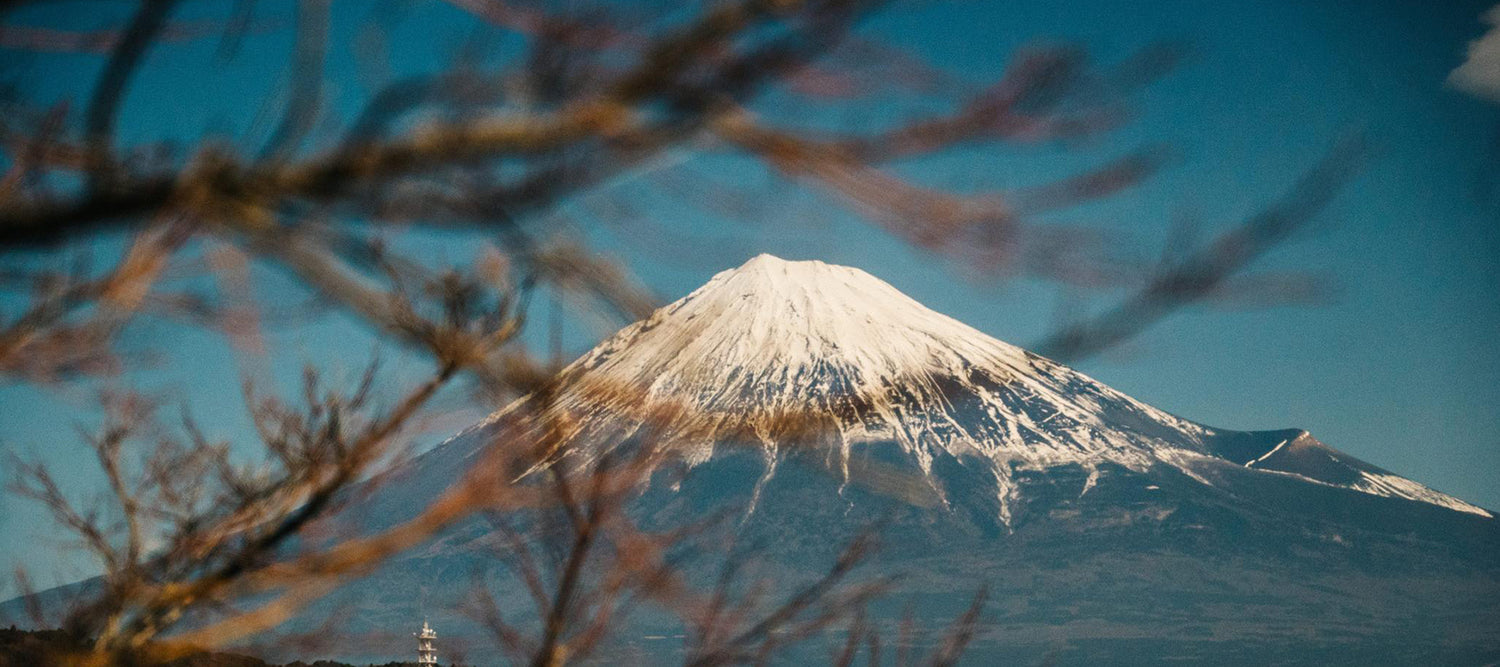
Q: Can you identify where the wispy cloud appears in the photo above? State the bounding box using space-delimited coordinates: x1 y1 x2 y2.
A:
1450 5 1500 103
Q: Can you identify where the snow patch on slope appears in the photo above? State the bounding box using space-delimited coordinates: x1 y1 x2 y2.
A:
1352 471 1491 517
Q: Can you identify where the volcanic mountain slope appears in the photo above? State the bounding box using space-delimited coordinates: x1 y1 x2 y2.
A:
8 255 1498 664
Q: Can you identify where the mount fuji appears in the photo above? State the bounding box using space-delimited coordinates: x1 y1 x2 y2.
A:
503 253 1488 522
8 255 1498 664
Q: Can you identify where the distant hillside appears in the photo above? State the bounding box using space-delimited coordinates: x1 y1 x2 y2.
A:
0 626 440 667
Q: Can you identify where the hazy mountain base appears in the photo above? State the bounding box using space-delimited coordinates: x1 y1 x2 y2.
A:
624 437 1500 665
160 425 1496 666
8 435 1498 665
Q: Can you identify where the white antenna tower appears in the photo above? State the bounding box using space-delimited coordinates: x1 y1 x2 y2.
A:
415 619 438 666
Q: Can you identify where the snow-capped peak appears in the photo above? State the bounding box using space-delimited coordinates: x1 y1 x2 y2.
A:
533 255 1207 520
493 254 1490 521
569 253 1039 412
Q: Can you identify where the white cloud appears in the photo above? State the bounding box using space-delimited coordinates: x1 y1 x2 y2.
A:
1450 5 1500 104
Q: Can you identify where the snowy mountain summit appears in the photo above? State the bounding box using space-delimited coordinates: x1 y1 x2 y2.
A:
506 254 1489 521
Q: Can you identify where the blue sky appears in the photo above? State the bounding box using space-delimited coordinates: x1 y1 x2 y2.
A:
1 0 1498 592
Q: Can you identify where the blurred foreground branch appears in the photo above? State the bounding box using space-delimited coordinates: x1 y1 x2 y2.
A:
0 0 1359 663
